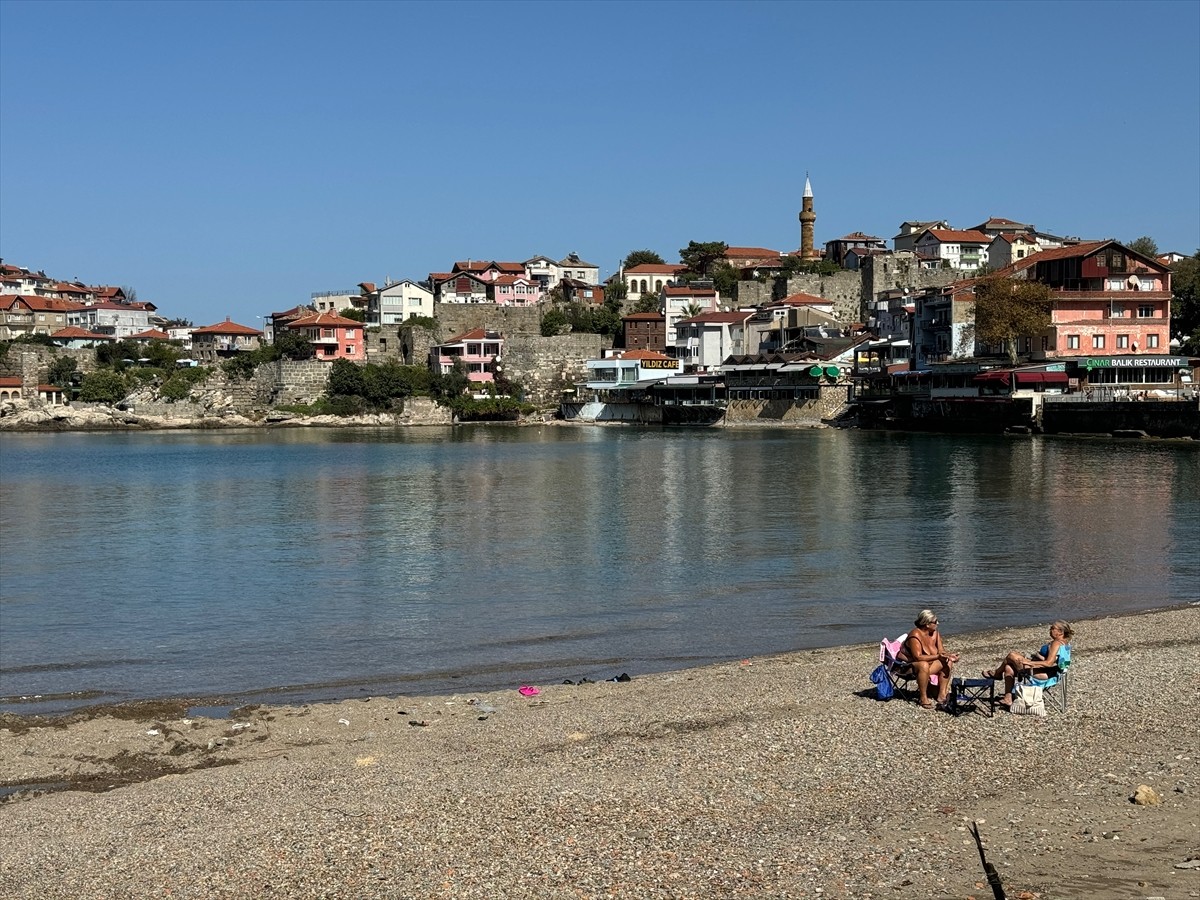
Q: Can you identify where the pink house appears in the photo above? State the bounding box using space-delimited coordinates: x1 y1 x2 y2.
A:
429 328 504 383
489 274 544 306
286 310 364 361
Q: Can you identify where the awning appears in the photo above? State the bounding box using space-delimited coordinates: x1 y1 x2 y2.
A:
975 371 1012 385
1015 371 1068 385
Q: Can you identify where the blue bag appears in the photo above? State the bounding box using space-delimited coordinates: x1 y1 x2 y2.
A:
870 664 893 700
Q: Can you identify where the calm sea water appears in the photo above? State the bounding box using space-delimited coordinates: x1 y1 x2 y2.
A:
1 426 1197 714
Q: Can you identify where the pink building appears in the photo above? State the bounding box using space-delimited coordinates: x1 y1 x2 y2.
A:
430 328 504 384
286 311 364 361
489 274 544 306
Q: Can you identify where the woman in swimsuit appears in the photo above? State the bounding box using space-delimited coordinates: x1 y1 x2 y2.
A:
901 609 959 710
983 621 1074 708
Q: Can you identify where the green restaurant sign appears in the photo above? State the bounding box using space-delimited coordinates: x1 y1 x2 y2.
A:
1085 356 1187 371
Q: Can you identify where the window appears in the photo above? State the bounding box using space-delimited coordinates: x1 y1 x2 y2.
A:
1068 335 1080 349
1147 333 1159 348
1139 278 1155 291
346 329 356 338
1117 334 1129 349
1107 278 1125 291
1023 337 1032 352
1092 335 1105 349
345 345 355 355
1041 336 1049 351
1138 305 1154 318
1017 249 1025 258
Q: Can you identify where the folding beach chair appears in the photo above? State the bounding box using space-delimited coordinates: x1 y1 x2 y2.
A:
1020 643 1072 712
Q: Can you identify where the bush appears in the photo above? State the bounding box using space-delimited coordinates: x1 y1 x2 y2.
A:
79 370 129 405
446 396 533 421
221 354 259 380
327 358 366 397
159 375 192 402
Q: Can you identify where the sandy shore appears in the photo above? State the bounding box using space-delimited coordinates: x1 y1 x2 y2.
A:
2 607 1197 899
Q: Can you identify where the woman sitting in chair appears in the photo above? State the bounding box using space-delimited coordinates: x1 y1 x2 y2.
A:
983 620 1074 709
900 609 959 710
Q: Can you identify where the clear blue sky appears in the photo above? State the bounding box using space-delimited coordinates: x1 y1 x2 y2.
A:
2 0 1197 327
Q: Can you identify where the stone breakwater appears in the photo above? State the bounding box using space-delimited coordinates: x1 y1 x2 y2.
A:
1 606 1197 898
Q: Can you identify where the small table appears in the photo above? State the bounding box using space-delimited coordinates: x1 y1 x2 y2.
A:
950 677 996 717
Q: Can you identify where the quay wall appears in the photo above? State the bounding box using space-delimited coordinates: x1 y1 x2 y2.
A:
1041 400 1200 438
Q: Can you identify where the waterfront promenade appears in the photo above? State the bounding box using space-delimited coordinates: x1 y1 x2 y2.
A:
2 606 1196 899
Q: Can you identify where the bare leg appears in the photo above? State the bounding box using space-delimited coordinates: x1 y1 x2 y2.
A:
936 660 951 704
913 661 934 707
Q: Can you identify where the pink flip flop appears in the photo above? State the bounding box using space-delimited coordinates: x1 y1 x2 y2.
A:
518 685 540 697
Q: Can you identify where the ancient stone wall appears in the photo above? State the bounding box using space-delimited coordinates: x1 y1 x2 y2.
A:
0 346 100 382
503 333 603 408
861 254 960 309
264 359 330 407
735 272 863 324
734 259 962 327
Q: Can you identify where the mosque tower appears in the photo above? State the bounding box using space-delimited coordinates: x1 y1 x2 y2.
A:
798 174 818 260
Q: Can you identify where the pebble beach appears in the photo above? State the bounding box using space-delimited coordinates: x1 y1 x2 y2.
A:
1 606 1197 899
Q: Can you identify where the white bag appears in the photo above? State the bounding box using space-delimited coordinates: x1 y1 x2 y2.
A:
1011 683 1046 717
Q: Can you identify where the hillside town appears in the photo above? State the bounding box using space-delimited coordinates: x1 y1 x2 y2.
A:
2 179 1198 435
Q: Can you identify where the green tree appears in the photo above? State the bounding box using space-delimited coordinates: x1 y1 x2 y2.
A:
972 275 1054 364
46 355 78 388
679 241 728 277
327 358 366 397
142 341 183 370
632 294 661 314
1171 251 1200 354
1127 236 1160 260
274 329 315 360
430 359 471 400
622 249 665 269
96 339 142 368
339 307 366 322
541 307 569 336
79 370 129 405
712 262 739 299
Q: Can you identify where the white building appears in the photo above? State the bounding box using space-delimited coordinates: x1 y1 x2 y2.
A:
623 263 686 302
672 310 751 371
370 280 434 326
68 302 153 338
913 228 991 271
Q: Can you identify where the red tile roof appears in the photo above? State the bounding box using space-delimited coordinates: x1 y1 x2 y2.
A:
625 263 686 274
192 318 263 336
833 232 884 242
129 328 171 340
50 326 116 340
619 349 674 360
358 282 376 294
725 247 780 259
622 312 665 321
288 311 364 329
453 260 524 273
920 229 992 244
443 328 502 344
663 285 716 296
0 294 82 312
490 274 536 286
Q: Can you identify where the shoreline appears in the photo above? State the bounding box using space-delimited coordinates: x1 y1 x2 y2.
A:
2 605 1197 898
4 601 1193 723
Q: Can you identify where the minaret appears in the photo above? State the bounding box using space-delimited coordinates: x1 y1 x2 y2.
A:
799 174 817 260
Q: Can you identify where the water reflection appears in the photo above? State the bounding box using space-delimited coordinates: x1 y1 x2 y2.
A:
0 428 1196 712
